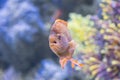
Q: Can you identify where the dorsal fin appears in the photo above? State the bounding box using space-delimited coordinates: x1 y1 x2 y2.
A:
55 19 67 27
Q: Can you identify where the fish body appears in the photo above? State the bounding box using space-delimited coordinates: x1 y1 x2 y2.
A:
49 19 83 68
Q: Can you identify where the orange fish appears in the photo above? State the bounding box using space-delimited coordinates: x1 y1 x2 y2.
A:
49 19 83 69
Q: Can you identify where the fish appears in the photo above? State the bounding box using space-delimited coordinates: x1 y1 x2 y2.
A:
49 19 83 69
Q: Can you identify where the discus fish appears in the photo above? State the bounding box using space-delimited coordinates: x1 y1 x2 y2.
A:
49 19 83 69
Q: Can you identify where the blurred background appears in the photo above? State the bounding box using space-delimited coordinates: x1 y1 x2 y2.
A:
0 0 100 80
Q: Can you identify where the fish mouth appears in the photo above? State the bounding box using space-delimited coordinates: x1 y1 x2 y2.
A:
49 43 57 47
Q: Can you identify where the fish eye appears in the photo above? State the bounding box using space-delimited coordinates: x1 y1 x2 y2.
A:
53 41 57 44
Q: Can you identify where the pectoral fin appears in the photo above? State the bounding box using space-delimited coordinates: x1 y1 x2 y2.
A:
68 40 76 57
68 40 76 48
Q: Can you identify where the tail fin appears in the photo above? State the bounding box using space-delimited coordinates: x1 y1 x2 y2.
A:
70 58 84 68
59 58 83 69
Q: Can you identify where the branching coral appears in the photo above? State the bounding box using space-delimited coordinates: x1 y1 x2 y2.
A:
68 0 120 80
83 0 120 80
68 13 97 54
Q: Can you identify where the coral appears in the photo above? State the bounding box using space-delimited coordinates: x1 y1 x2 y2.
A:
68 0 120 80
81 0 120 80
0 0 52 72
68 13 97 54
